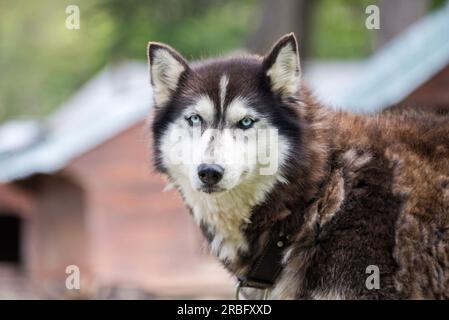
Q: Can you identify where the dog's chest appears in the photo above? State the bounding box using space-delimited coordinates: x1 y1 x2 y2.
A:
188 195 251 264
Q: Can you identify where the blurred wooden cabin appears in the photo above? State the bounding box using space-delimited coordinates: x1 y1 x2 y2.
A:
0 62 232 299
0 2 448 299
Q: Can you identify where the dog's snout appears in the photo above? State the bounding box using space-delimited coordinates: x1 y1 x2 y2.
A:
198 164 224 186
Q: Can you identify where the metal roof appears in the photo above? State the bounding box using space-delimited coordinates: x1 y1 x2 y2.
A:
332 2 449 113
0 61 152 183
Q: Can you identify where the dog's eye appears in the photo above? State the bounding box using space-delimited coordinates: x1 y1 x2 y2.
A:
238 117 256 129
186 114 202 126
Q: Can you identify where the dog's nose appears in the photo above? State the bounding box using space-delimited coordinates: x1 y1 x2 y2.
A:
198 164 224 186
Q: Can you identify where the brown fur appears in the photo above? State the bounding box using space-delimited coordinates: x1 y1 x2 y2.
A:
149 35 449 299
198 85 449 299
270 87 449 299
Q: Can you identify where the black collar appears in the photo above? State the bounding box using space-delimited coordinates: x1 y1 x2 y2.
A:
237 229 291 290
236 158 333 293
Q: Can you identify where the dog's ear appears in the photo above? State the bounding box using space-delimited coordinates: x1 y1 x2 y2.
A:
148 42 189 107
263 33 301 99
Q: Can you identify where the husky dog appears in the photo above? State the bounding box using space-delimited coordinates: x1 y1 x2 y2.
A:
147 33 449 299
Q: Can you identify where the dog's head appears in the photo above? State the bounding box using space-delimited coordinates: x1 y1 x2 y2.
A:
148 34 302 197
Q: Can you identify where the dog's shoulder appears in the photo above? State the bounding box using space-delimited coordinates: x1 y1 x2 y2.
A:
326 111 449 299
283 110 449 299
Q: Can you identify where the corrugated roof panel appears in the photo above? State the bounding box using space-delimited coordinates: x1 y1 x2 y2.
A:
334 2 449 113
0 61 152 183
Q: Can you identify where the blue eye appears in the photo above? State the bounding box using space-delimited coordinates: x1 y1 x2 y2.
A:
187 114 202 126
238 117 255 129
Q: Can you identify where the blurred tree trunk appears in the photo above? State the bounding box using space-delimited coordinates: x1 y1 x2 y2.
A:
247 0 313 59
377 0 430 48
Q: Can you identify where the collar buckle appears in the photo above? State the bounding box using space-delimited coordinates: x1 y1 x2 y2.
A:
236 280 272 300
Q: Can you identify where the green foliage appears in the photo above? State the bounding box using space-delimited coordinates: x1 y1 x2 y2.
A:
430 0 448 10
97 0 258 59
310 0 377 59
2 0 440 122
0 0 257 123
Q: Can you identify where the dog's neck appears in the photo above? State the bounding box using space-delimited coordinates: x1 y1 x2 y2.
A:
181 172 283 266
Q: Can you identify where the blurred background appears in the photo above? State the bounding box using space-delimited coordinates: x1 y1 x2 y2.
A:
0 0 448 299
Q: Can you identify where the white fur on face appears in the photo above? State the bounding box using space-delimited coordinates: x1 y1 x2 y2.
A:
219 74 229 113
225 97 257 123
159 95 272 191
190 95 215 123
266 43 300 98
150 48 185 106
158 90 291 263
